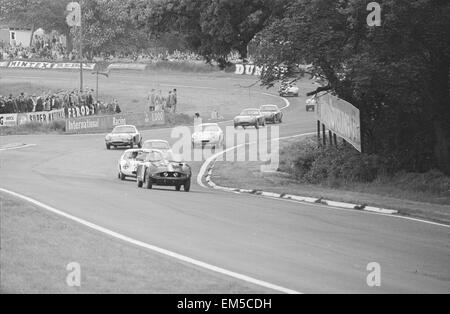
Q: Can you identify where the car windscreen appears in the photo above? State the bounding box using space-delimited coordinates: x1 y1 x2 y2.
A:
124 151 138 159
260 106 278 112
136 152 148 161
146 151 164 162
143 141 169 150
241 110 260 116
112 126 135 134
202 126 220 132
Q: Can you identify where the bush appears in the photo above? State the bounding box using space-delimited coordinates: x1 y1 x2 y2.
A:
49 120 66 132
146 61 219 73
165 112 193 126
281 141 385 185
383 170 450 195
0 120 66 135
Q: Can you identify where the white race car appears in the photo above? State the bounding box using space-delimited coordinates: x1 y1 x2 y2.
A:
105 125 142 150
279 84 299 97
117 149 150 180
142 140 173 159
191 123 224 149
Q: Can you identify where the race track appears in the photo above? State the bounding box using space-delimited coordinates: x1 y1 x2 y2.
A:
0 70 449 293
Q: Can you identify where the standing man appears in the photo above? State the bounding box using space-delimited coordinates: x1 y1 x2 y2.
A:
148 89 156 111
167 91 173 113
172 89 177 113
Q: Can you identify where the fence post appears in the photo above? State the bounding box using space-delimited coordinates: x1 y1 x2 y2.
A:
317 120 321 146
322 124 326 146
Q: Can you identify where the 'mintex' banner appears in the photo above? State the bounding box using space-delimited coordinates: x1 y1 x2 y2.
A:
8 60 96 70
65 111 165 133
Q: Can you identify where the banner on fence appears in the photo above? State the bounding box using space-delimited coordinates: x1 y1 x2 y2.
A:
17 109 65 125
316 94 361 152
107 63 147 71
234 64 263 76
7 60 96 70
0 114 18 127
65 111 165 133
0 61 9 68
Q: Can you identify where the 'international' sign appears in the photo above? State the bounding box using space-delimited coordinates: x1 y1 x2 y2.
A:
316 94 361 152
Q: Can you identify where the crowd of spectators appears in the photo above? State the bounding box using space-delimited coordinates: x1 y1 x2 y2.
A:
0 35 71 61
92 49 204 64
0 89 122 117
1 37 204 64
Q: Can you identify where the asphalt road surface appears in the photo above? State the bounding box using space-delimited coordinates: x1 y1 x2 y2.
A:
0 71 449 293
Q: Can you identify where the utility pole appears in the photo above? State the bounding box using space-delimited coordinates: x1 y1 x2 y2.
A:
66 2 82 90
79 21 83 91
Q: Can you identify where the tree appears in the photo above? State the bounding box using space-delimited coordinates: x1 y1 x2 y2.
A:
253 0 450 174
131 0 285 66
0 0 71 47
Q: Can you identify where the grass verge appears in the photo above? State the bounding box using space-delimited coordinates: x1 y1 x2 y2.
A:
0 121 66 136
0 194 271 293
211 137 450 225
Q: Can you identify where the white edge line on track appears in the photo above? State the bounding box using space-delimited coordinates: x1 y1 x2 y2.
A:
0 144 36 151
0 187 301 294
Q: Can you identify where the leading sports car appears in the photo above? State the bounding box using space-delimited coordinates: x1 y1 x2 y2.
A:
191 123 224 149
105 125 142 149
117 149 149 180
136 149 192 192
260 104 283 124
234 108 266 129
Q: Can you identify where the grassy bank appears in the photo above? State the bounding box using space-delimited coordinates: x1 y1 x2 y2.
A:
0 120 66 136
277 137 450 203
0 69 275 121
0 194 270 293
211 136 450 224
146 61 220 73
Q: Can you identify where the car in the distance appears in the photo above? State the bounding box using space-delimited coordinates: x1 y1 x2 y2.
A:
117 149 149 180
136 149 192 192
191 123 224 148
234 108 266 129
279 83 299 97
260 104 283 124
105 125 142 149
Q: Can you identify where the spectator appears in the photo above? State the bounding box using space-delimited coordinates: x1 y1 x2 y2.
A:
113 99 121 114
173 89 178 113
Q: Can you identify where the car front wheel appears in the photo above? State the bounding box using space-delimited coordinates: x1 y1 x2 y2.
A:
144 172 152 189
137 177 143 188
106 144 111 150
184 179 191 192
